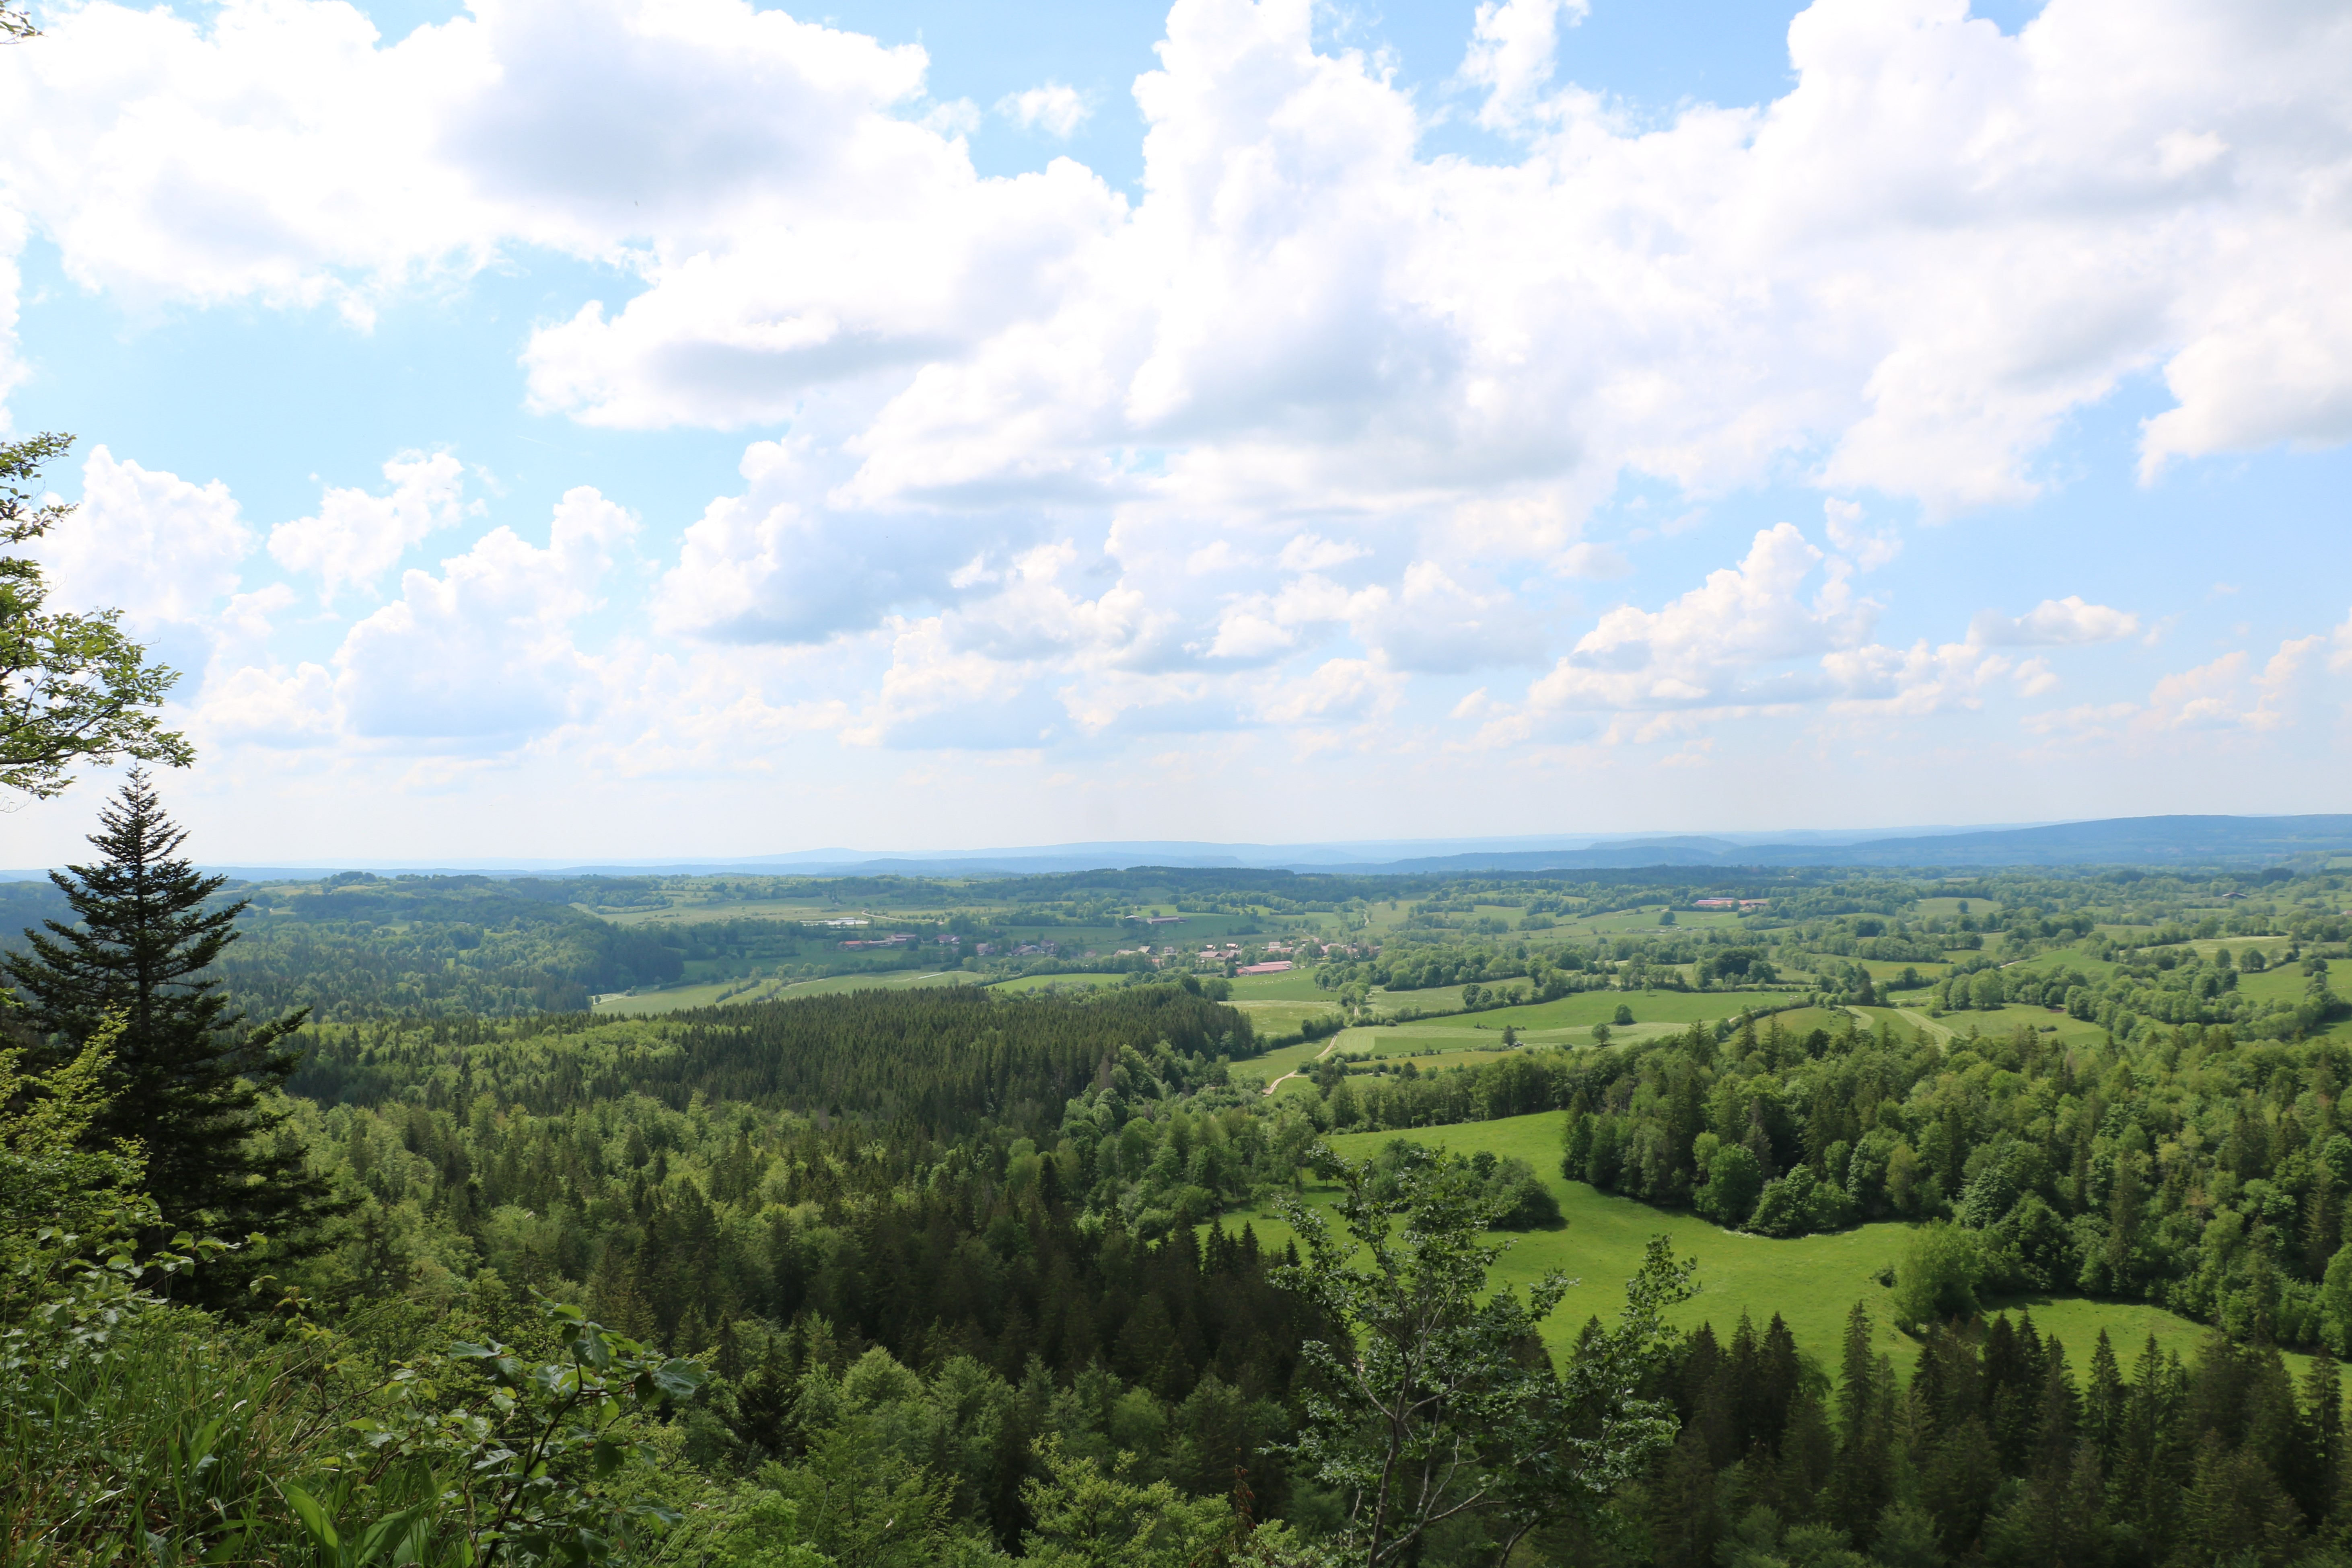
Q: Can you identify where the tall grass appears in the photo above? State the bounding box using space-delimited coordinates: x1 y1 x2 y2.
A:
1 1306 362 1565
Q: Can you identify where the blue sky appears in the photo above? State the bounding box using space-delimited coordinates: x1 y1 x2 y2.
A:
0 0 2347 863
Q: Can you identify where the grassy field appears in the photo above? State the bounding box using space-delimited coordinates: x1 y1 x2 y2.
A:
1233 1033 1354 1088
591 968 979 1015
1227 971 1334 1003
1913 1003 2106 1048
597 900 906 927
1913 898 1997 919
2187 935 2293 960
1373 988 1797 1034
1855 958 1953 980
1213 1110 2279 1379
2238 966 2317 1006
1757 1005 1864 1038
987 973 1134 994
1560 908 1749 935
1222 1111 1918 1371
1228 1000 1347 1039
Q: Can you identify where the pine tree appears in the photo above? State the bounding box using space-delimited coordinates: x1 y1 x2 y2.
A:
2085 1329 2126 1462
2294 1350 2342 1529
1828 1301 1893 1537
2 770 340 1301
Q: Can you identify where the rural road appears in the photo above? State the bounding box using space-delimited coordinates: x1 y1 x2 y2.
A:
1261 1033 1351 1095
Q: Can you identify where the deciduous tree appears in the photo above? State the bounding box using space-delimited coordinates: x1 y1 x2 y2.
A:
1274 1142 1692 1568
0 435 193 801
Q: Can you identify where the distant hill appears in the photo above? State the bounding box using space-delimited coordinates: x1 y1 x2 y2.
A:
5 814 2343 883
1309 814 2352 871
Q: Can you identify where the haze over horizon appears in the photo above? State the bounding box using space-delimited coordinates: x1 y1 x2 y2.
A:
3 0 2348 864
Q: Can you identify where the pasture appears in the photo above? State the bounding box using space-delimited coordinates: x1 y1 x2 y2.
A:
1372 986 1796 1034
1854 958 1954 981
1911 898 1998 919
1226 970 1334 1003
987 972 1135 994
596 900 909 927
1226 999 1347 1041
591 967 980 1015
1217 1110 2285 1380
1920 1003 2113 1048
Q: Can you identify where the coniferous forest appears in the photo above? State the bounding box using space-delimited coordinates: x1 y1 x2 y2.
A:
15 767 2352 1568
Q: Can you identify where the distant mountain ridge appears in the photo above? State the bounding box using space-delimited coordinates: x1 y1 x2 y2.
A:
6 812 2344 882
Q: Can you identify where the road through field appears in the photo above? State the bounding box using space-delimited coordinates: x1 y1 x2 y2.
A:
1261 1034 1348 1095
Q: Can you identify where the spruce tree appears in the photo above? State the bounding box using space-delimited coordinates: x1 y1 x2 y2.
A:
2 769 340 1302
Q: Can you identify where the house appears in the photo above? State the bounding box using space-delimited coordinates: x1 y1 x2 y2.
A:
1693 899 1739 910
1237 960 1294 975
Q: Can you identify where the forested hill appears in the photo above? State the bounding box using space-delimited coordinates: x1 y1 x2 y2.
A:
0 873 687 1018
287 982 1256 1136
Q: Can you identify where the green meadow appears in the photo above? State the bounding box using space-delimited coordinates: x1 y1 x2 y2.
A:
1560 906 1750 935
1374 986 1796 1033
1911 897 1998 919
1215 1110 2268 1379
987 972 1134 995
597 899 883 927
591 967 980 1015
1226 999 1347 1040
1226 970 1335 1003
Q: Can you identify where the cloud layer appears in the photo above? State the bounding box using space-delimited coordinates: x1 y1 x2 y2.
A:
2 0 2350 846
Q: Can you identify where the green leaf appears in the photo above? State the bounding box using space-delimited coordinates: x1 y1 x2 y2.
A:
650 1359 706 1399
591 1436 623 1478
281 1482 341 1552
352 1503 434 1567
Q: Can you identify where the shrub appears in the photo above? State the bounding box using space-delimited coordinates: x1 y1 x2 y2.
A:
1891 1222 1982 1329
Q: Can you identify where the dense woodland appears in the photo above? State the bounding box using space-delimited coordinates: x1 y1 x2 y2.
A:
18 843 2352 1566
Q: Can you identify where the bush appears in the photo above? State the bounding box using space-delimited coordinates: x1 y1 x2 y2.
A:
1488 1161 1564 1230
1892 1222 1982 1329
1745 1167 1817 1237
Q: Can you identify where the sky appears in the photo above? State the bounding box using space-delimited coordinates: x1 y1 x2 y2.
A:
0 0 2348 864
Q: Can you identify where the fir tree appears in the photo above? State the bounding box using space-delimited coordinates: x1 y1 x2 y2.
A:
2294 1350 2342 1529
1 769 340 1301
2084 1329 2126 1462
1828 1300 1894 1537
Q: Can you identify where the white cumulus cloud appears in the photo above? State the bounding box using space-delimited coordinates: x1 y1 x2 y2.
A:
998 82 1092 138
333 487 634 743
1969 595 2141 647
270 452 474 605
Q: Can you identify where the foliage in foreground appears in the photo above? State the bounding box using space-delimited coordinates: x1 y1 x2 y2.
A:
1276 1144 1692 1566
0 1027 1640 1566
0 432 193 802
